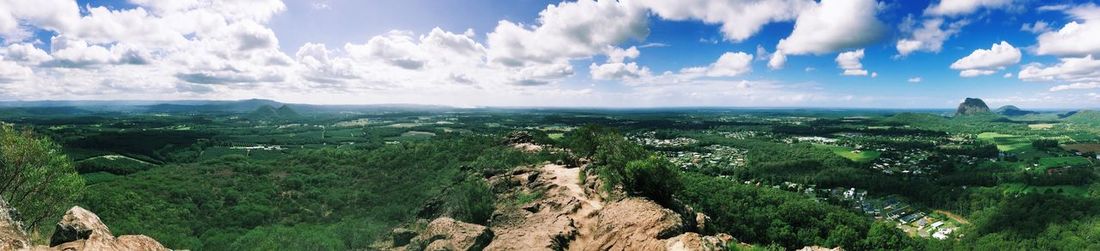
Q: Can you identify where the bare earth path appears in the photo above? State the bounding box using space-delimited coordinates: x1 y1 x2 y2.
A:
542 163 603 250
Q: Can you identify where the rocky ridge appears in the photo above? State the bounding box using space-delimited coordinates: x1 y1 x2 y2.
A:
387 140 738 251
0 199 167 251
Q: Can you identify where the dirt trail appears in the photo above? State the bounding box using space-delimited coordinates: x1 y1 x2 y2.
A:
542 163 602 250
934 210 970 224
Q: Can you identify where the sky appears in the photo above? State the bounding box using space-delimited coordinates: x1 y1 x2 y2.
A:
0 0 1098 109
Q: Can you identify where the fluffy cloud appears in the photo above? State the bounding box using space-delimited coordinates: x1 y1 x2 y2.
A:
1 43 52 63
590 46 650 80
925 0 1014 16
0 58 32 83
1035 4 1100 57
768 52 787 70
776 0 885 55
950 41 1020 77
1049 82 1100 92
706 52 754 77
486 0 647 67
896 17 968 56
636 0 813 42
1018 55 1100 83
590 62 650 80
835 49 872 76
0 0 81 40
908 77 922 83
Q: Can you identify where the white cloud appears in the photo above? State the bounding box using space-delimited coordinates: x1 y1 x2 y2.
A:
908 77 922 83
636 0 813 42
1050 82 1100 91
1018 55 1100 83
0 0 81 41
960 69 995 77
0 58 33 83
1 43 52 64
590 62 650 80
1003 72 1013 78
776 0 885 55
706 52 754 77
896 17 968 56
605 46 640 63
1021 21 1052 34
486 0 647 67
768 50 787 69
1035 4 1100 57
925 0 1014 16
836 49 871 76
950 41 1020 77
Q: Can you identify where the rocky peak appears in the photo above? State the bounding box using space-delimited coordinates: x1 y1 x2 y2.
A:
994 105 1037 116
956 98 992 116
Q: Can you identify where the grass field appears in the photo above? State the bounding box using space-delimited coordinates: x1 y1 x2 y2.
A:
548 133 564 140
818 145 881 162
977 132 1032 152
1028 123 1055 130
1063 143 1100 153
1039 156 1092 168
998 183 1090 197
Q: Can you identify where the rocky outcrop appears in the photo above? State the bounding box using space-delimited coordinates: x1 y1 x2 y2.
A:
406 217 493 251
582 198 685 251
1 198 31 250
0 202 167 251
391 162 734 251
956 98 992 116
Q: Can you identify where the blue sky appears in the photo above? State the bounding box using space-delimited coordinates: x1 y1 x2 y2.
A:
1 0 1098 108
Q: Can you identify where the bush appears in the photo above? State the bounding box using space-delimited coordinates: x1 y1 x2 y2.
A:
446 178 495 225
0 124 85 230
623 155 682 206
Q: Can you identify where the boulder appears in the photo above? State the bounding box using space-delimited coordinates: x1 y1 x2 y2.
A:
392 227 418 247
47 206 168 251
582 198 684 251
409 217 492 251
664 232 733 251
50 206 112 246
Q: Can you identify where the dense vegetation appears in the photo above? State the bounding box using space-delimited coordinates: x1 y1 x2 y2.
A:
76 134 552 249
1 104 1098 250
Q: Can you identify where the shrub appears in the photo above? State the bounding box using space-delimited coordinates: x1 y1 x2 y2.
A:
447 178 495 225
623 155 682 206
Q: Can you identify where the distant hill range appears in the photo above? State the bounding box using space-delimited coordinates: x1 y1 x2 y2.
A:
993 105 1038 116
0 99 456 116
1065 110 1100 124
955 98 992 116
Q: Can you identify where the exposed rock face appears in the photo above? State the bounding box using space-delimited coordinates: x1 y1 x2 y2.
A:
1 198 31 250
956 98 992 116
407 217 493 251
0 202 167 251
994 105 1037 116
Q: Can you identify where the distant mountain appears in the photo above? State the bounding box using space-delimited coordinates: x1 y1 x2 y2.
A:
1064 110 1100 125
955 98 992 116
275 105 300 118
993 105 1038 116
248 104 300 120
